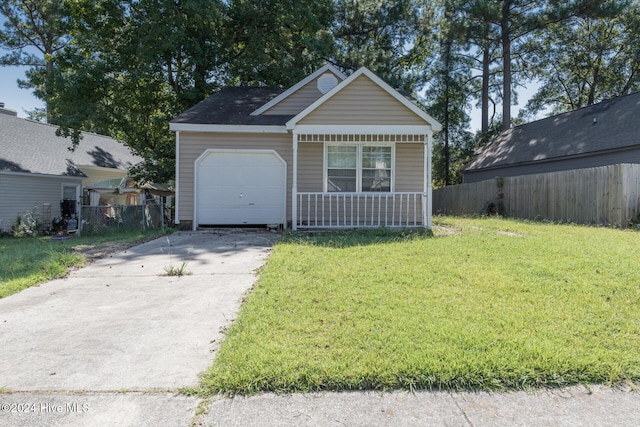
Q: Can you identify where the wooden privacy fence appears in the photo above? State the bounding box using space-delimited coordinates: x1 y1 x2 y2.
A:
433 163 640 227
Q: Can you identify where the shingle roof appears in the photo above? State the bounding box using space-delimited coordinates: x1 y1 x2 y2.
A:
0 114 141 177
170 87 294 125
464 91 640 171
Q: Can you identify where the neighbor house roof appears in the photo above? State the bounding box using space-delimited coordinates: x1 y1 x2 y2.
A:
0 113 141 177
464 91 640 172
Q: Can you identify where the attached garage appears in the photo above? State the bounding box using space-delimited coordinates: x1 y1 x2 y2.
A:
194 149 287 227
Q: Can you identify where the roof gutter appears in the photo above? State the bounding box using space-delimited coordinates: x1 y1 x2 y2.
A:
169 123 288 133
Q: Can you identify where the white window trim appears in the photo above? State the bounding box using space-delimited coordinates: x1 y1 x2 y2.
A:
323 143 395 193
61 183 80 204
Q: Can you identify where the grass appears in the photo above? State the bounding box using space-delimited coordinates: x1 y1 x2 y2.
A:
0 228 172 298
200 217 640 395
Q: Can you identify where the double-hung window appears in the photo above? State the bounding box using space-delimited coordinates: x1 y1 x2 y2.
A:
326 144 392 192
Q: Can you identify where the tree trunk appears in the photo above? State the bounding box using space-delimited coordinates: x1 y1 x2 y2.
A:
45 58 54 123
501 0 511 130
481 44 490 135
444 85 450 186
443 37 452 186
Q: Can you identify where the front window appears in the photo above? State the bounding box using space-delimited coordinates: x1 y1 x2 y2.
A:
362 146 391 192
326 144 393 192
327 145 357 192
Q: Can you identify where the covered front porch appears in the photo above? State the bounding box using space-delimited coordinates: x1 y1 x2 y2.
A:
295 191 426 229
290 129 434 230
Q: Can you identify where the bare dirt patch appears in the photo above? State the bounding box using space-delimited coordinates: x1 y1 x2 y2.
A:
71 235 164 265
72 242 136 263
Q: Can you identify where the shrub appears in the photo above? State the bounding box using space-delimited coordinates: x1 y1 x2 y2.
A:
11 213 40 238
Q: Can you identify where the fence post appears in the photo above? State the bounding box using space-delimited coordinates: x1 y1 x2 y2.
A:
495 177 505 216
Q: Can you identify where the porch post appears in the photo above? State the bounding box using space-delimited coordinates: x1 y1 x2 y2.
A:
424 132 433 230
292 133 298 230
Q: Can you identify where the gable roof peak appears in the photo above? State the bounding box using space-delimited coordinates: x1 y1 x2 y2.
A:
250 63 347 116
286 65 442 132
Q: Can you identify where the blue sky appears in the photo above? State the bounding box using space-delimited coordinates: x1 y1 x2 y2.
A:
0 64 44 117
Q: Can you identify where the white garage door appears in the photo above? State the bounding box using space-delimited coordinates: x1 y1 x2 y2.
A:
196 150 286 226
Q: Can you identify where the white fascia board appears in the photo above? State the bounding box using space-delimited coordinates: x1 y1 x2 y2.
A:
286 67 443 133
169 123 288 133
293 125 435 136
250 64 347 116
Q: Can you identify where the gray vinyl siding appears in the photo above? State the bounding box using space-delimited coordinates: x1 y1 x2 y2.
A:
298 75 426 126
177 132 293 222
263 80 324 116
464 146 640 183
0 173 82 232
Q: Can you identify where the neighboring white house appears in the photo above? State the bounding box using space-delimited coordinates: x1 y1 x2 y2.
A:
170 64 442 230
0 106 142 232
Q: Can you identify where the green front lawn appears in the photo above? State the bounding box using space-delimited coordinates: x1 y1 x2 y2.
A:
200 217 640 394
0 228 172 298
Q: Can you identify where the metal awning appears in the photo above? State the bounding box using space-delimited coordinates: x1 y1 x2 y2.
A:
86 177 139 194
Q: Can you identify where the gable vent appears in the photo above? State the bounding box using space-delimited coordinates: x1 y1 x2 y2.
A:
317 73 339 94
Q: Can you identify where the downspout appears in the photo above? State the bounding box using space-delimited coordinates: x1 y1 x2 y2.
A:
292 133 298 230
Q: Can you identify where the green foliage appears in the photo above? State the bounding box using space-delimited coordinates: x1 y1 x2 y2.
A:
39 0 231 184
200 217 640 394
332 0 428 89
160 235 191 276
224 0 334 86
422 1 475 186
11 211 41 238
521 0 640 118
163 261 190 277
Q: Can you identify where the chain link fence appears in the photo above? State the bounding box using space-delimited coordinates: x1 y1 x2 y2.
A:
80 204 169 234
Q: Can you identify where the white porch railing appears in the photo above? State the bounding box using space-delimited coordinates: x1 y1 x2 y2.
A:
295 192 426 229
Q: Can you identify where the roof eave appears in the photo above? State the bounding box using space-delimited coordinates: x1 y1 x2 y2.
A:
0 170 86 180
169 123 288 133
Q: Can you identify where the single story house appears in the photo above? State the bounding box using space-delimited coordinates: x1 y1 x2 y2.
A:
170 64 442 230
0 106 142 231
463 91 640 183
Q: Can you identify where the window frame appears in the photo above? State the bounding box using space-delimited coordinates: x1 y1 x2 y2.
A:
323 143 395 193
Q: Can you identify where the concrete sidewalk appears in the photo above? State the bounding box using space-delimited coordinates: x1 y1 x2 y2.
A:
1 229 638 426
1 385 638 426
200 385 640 426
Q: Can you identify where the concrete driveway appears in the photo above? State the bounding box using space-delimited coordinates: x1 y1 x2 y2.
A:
0 229 278 426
